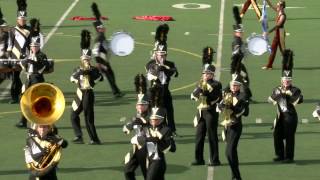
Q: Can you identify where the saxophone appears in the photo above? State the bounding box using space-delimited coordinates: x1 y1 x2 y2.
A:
220 91 234 127
197 78 209 109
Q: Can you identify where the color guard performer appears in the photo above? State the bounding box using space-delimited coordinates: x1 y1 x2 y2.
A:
16 19 49 128
190 62 222 166
25 124 68 180
240 0 262 20
7 0 30 103
262 0 286 70
70 30 103 145
123 74 149 180
268 49 303 163
91 3 124 98
217 75 249 180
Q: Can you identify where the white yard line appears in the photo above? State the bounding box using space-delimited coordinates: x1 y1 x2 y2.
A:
43 0 80 46
215 0 226 82
0 0 80 100
207 0 226 179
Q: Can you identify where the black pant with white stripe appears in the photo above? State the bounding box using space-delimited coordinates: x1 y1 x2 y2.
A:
71 89 100 142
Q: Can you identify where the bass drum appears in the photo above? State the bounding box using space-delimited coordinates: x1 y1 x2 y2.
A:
246 34 268 56
109 32 134 56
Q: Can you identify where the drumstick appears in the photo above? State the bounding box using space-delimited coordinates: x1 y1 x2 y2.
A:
250 0 262 19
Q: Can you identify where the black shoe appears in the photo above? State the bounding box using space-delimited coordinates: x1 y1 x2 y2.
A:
72 136 84 144
191 160 205 166
273 157 284 162
114 92 125 98
15 122 27 128
88 140 101 145
283 159 294 164
208 160 221 166
169 140 176 153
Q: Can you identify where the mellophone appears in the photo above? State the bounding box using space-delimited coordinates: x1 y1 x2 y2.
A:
0 58 54 74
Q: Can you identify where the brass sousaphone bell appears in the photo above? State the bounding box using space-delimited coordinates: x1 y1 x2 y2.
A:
21 83 65 174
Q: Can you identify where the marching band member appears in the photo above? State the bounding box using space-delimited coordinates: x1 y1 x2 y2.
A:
136 87 173 180
312 103 320 120
16 19 49 128
268 49 303 163
240 0 262 20
0 8 9 84
123 74 149 180
190 62 222 166
70 30 103 145
146 24 179 136
217 74 249 180
7 0 30 104
232 6 252 102
262 0 286 70
91 2 124 98
25 124 68 180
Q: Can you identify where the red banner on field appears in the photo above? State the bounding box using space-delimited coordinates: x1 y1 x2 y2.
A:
133 16 174 21
70 16 108 21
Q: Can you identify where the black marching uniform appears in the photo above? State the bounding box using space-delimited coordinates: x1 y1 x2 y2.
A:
70 65 103 144
268 84 303 162
18 51 48 127
7 1 31 103
123 74 149 180
137 116 172 180
123 111 149 180
191 65 222 166
268 49 303 162
146 60 178 133
231 6 252 101
24 128 68 180
71 29 103 144
0 22 9 84
217 78 248 180
91 3 123 97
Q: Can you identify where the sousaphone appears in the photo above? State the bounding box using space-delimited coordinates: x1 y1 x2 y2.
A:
21 83 65 175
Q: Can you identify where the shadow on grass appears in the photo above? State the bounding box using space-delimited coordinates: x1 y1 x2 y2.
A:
0 169 28 175
240 159 320 166
58 164 188 174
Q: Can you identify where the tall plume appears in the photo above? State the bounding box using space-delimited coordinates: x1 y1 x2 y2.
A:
81 29 91 49
134 74 147 94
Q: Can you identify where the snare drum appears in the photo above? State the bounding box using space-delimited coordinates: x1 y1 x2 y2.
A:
246 34 268 56
109 32 134 56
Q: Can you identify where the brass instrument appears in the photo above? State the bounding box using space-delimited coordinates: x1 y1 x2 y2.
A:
21 83 65 173
80 60 91 89
220 92 234 127
197 78 209 109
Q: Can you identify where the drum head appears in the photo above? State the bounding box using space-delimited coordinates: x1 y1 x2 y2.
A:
247 36 268 56
110 32 134 56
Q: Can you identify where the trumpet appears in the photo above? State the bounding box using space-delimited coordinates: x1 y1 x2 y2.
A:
197 78 209 109
220 91 234 127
